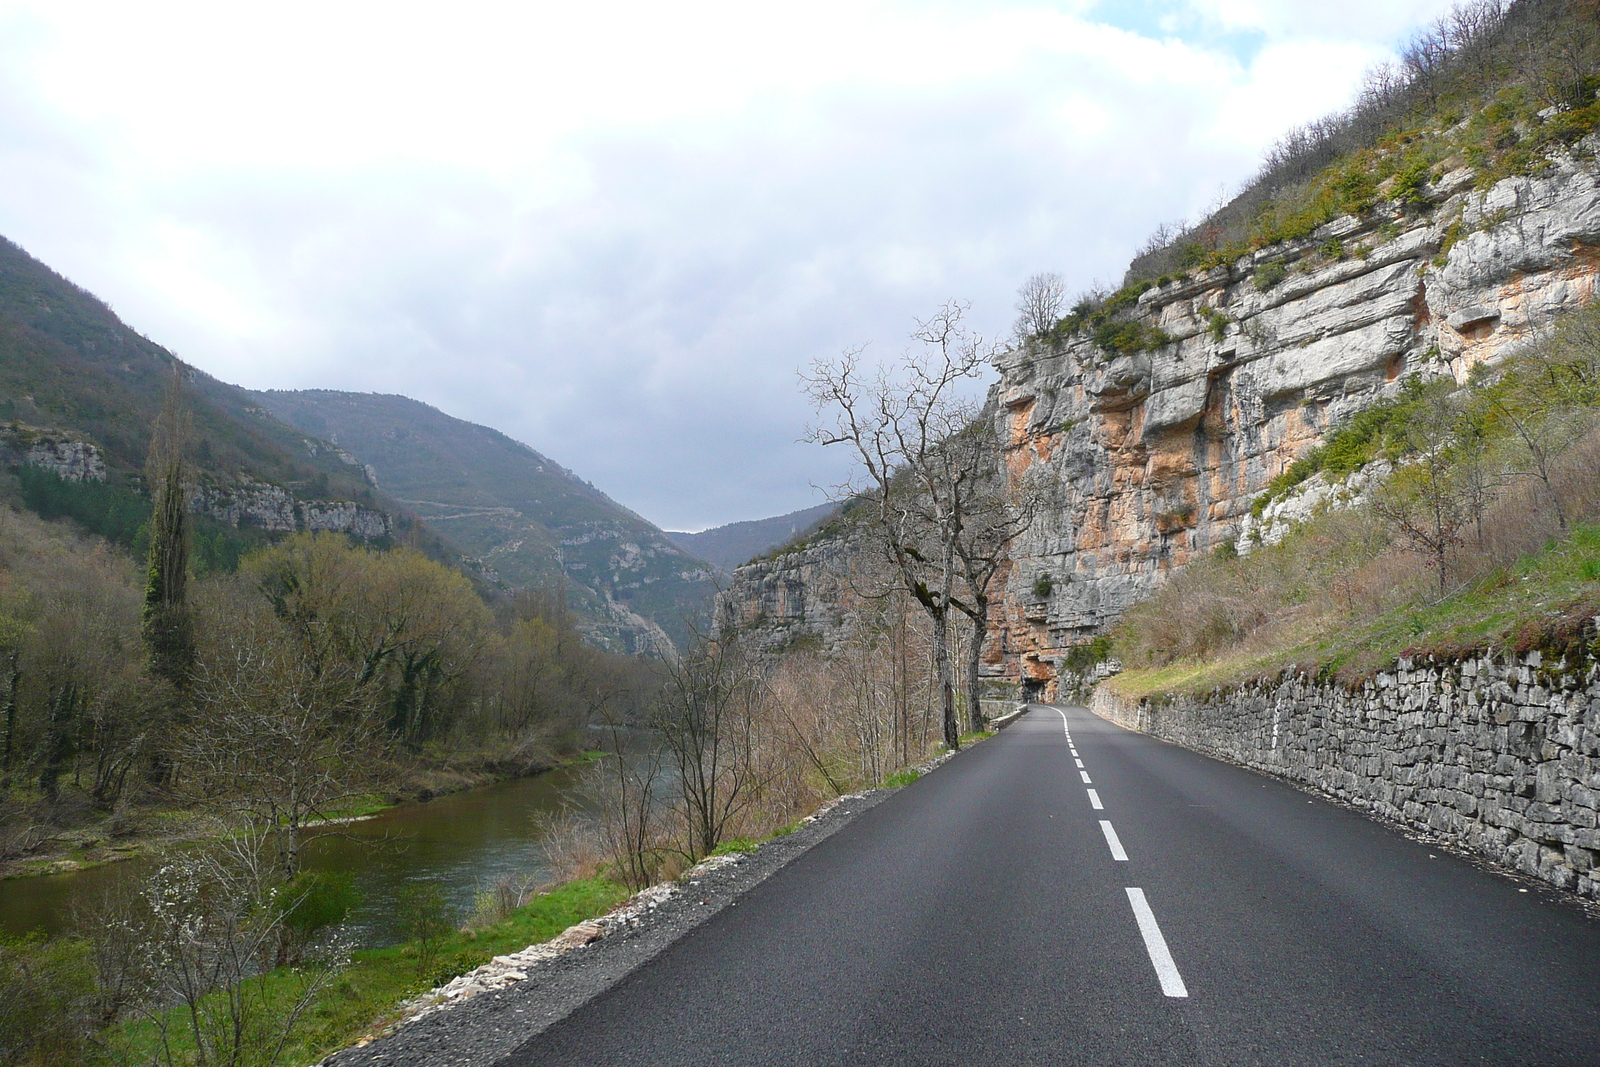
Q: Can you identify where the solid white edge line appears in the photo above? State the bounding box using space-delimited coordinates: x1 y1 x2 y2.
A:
1080 770 1092 784
1098 820 1129 861
1126 888 1188 997
1087 788 1103 810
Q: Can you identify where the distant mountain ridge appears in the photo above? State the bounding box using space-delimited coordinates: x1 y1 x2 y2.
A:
254 390 717 653
667 502 836 572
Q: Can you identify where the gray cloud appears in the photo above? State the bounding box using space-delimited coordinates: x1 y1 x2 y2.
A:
0 1 1457 530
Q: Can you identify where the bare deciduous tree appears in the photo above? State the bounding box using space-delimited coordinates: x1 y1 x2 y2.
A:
1013 272 1066 340
183 591 382 882
127 830 347 1067
946 420 1039 732
804 301 993 749
1373 445 1469 600
655 632 765 861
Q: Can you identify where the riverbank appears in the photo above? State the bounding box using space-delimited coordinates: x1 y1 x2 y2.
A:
0 748 601 883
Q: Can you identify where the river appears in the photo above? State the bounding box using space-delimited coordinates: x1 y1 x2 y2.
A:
0 760 595 946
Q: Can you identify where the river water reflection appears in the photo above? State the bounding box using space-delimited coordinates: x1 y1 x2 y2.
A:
0 760 595 946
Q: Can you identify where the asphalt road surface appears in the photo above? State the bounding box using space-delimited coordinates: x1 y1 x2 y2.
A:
504 705 1600 1066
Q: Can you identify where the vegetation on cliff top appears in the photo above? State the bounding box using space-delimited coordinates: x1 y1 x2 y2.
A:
1110 301 1600 700
1028 0 1600 360
1123 0 1600 286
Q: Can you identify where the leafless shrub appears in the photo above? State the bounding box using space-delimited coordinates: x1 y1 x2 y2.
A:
464 870 547 930
531 809 607 884
576 736 669 891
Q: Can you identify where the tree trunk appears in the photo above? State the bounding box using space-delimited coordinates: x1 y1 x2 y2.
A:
282 817 302 882
932 609 958 750
1 655 18 789
965 601 987 734
37 680 76 803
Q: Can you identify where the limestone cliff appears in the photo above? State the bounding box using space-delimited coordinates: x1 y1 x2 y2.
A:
0 425 107 483
992 138 1600 697
723 134 1600 698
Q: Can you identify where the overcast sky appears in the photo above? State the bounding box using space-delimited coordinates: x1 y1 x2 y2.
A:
0 0 1459 531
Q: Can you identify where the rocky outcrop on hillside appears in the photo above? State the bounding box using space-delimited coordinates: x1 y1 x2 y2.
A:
2 427 109 483
191 481 390 539
990 138 1600 698
715 540 864 655
3 423 392 540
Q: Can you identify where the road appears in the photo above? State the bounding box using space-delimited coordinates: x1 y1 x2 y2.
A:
503 705 1600 1066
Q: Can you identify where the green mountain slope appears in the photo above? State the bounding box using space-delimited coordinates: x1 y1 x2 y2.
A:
253 390 715 652
0 237 472 573
666 502 836 572
0 237 374 500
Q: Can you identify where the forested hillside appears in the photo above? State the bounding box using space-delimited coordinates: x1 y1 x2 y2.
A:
255 390 715 653
0 237 373 496
0 236 468 571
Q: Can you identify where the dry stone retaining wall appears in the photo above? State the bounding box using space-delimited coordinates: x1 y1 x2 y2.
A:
1091 641 1600 899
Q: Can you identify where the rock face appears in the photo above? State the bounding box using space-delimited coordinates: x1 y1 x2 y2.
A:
715 540 864 655
192 481 391 539
0 426 108 482
25 438 107 482
299 499 391 540
1091 642 1600 900
990 140 1600 699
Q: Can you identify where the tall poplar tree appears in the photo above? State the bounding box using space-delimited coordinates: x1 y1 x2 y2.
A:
143 368 195 687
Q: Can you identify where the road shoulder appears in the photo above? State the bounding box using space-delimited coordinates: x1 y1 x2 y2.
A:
321 749 963 1067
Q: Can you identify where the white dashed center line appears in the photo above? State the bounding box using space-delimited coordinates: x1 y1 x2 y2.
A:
1087 789 1103 810
1074 758 1085 769
1099 820 1128 861
1126 889 1188 997
1080 770 1093 784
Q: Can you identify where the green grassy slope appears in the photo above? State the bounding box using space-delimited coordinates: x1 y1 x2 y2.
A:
254 390 716 651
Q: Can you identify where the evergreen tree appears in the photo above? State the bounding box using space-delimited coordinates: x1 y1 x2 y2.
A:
142 368 194 687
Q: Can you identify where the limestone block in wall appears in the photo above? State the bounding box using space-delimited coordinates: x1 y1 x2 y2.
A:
1089 638 1600 900
1250 319 1409 399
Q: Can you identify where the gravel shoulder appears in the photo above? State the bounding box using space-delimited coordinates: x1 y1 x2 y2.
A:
320 780 910 1067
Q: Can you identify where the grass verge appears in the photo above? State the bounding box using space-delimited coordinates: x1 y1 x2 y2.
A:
114 877 629 1067
1110 523 1600 703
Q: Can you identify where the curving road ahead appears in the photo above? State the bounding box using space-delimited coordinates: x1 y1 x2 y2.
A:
504 705 1600 1066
